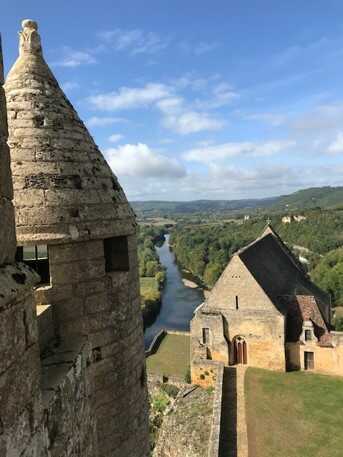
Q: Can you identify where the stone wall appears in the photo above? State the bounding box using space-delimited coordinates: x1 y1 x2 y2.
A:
41 338 97 457
206 255 276 311
224 310 285 371
191 358 223 388
0 265 43 456
286 336 343 376
35 236 149 457
207 363 224 457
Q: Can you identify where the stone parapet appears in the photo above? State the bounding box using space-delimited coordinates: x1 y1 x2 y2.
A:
207 362 224 457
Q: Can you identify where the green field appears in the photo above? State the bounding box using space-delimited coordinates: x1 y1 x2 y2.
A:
146 333 190 379
245 368 343 457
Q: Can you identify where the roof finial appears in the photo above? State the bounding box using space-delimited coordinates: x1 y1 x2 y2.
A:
19 19 42 56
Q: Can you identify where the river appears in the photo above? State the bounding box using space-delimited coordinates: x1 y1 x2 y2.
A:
144 234 204 347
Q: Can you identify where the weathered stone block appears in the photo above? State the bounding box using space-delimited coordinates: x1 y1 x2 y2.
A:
0 198 16 264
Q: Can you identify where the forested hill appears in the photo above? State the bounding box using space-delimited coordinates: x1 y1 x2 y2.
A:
272 186 343 211
131 197 276 216
131 186 343 217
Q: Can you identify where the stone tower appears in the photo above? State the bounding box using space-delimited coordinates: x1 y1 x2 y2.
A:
0 35 43 455
5 20 149 457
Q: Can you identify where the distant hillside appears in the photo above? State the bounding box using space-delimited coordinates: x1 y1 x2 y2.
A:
131 186 343 217
131 197 277 217
272 186 343 211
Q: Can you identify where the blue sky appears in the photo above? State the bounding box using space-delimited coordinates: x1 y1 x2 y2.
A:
2 0 343 200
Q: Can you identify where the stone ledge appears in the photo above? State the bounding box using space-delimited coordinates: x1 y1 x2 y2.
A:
41 336 90 407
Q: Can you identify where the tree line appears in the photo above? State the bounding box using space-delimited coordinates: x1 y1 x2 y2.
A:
170 210 343 312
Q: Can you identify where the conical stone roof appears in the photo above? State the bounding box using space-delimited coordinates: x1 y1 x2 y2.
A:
5 20 136 244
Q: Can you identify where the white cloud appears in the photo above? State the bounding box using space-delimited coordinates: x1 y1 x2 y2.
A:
196 82 239 109
242 112 287 127
162 111 224 134
120 162 343 201
87 83 171 110
291 103 343 132
98 29 169 55
86 116 127 127
61 81 80 92
108 133 124 143
327 132 343 154
194 41 220 55
87 81 225 134
179 41 220 56
156 94 224 134
53 47 96 67
183 140 296 163
105 143 186 178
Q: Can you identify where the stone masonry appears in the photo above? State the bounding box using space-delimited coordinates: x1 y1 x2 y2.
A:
0 34 42 456
2 20 150 457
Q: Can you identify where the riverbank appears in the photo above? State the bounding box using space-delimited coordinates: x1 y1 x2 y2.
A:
141 277 163 328
138 226 167 328
144 234 204 347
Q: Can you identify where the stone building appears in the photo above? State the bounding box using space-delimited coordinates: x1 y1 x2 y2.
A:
2 20 149 456
191 225 343 384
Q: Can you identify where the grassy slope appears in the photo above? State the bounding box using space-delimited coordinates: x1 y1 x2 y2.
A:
245 368 343 457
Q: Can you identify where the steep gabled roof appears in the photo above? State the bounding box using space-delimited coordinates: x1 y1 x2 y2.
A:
237 226 331 324
5 20 135 244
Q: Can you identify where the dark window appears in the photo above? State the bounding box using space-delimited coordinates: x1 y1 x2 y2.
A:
16 245 50 284
202 328 210 344
304 351 314 370
235 295 239 310
305 329 312 341
104 236 129 272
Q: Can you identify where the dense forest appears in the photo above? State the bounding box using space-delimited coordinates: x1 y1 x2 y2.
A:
169 210 343 312
137 226 166 324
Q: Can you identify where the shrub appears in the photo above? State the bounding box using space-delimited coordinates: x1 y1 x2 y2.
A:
152 392 170 414
161 383 179 398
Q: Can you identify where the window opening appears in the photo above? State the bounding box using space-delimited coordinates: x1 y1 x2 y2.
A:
202 328 210 345
104 236 129 272
304 351 314 370
16 245 50 284
235 295 239 310
305 329 312 341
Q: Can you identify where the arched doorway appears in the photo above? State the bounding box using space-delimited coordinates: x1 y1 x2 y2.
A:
233 336 247 365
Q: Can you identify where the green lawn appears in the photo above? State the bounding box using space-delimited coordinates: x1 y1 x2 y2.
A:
245 368 343 457
146 333 190 379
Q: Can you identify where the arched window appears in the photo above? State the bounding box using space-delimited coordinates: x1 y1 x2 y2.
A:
233 336 247 365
